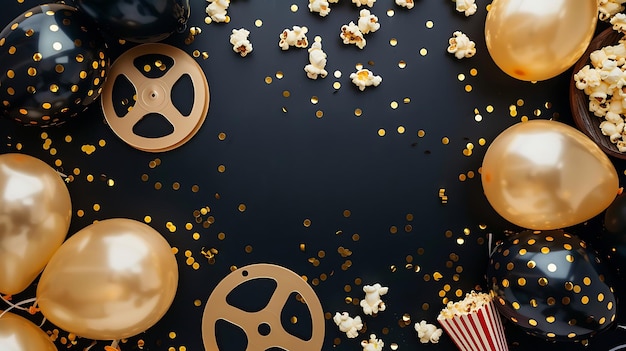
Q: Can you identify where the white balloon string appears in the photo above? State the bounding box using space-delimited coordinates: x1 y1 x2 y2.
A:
83 340 97 351
105 339 121 351
0 296 37 318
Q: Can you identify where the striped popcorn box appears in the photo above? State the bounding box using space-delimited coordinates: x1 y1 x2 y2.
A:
437 291 508 351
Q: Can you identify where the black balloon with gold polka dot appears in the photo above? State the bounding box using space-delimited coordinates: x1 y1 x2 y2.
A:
487 229 617 342
0 3 108 126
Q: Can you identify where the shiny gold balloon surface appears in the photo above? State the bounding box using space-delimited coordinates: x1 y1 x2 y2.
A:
36 218 179 340
481 120 619 230
0 153 72 295
0 311 58 351
484 0 597 81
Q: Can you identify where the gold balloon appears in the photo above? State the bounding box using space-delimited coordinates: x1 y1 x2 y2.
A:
0 311 58 351
481 120 619 230
36 218 179 340
484 0 597 81
0 153 72 295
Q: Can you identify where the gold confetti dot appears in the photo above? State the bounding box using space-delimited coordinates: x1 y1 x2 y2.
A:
238 203 246 212
465 84 473 92
387 9 395 16
418 130 426 137
397 126 405 134
333 81 341 90
398 60 406 68
389 38 398 46
255 19 263 27
378 129 386 137
282 90 290 98
457 73 465 81
291 4 298 12
265 76 272 84
276 71 284 79
426 20 434 28
419 48 428 56
315 110 323 118
310 96 319 104
354 108 362 117
217 165 226 173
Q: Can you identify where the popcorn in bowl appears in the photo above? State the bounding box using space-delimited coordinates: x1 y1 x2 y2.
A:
437 291 509 351
573 31 626 152
598 0 626 22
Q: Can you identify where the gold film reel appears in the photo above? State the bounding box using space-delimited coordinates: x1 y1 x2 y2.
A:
202 264 325 351
101 43 209 152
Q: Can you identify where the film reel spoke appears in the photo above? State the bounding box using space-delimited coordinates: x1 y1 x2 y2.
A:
122 66 150 89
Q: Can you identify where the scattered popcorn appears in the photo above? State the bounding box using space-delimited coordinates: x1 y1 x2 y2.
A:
611 13 626 33
279 26 309 50
353 0 376 7
599 0 626 22
361 334 384 351
333 312 363 338
230 28 252 57
340 22 366 49
304 37 328 79
395 0 415 9
414 320 443 344
357 9 380 34
308 0 331 17
350 69 382 91
206 0 230 23
359 283 388 315
447 31 476 59
438 291 492 319
574 34 626 152
454 0 477 16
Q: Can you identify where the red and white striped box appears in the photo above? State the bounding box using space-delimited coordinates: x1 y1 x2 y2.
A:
437 298 508 351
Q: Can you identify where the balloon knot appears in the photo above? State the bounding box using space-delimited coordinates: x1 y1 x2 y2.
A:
618 187 623 195
27 305 39 315
1 294 12 301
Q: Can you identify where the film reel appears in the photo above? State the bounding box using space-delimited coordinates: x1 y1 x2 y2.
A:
101 43 209 152
201 264 325 351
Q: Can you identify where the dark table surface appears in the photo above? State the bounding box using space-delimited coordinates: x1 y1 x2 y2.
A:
2 0 626 350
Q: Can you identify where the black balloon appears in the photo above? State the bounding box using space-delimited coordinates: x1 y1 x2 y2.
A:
602 194 626 277
487 230 617 342
0 4 109 126
74 0 190 43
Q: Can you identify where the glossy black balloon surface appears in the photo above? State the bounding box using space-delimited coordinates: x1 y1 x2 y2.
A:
74 0 190 43
487 230 617 342
0 4 108 126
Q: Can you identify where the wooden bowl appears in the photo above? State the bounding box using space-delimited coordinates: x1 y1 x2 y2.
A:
570 27 626 160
